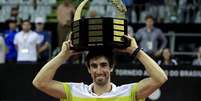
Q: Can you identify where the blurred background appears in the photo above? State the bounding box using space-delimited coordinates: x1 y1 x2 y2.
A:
0 0 201 101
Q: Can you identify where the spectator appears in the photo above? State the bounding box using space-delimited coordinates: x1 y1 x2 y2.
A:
192 46 201 66
0 33 6 64
57 0 75 47
14 20 41 63
10 6 21 25
128 25 134 37
34 17 51 62
158 48 178 66
87 0 119 18
3 18 19 63
87 0 107 17
88 10 98 18
136 15 167 56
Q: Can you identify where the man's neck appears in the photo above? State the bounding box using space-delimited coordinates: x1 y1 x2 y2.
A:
146 26 153 32
36 29 43 32
23 30 30 33
10 28 16 31
92 83 112 96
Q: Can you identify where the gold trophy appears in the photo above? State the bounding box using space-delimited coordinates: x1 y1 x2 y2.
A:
71 0 129 50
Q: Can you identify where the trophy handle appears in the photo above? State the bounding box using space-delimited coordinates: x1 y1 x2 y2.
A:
73 0 89 21
111 0 127 18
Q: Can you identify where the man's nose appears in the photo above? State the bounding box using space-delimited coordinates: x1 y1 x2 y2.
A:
96 66 102 73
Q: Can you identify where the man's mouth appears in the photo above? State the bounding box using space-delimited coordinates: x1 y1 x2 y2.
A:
96 75 104 78
95 75 105 79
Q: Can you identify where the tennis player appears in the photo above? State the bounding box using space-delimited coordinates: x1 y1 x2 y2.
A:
33 35 167 101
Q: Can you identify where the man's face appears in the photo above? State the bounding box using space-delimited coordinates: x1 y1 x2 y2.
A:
35 23 44 31
9 22 17 30
88 56 113 86
146 18 154 28
22 22 31 32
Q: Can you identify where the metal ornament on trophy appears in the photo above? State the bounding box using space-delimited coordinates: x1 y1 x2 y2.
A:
71 0 130 51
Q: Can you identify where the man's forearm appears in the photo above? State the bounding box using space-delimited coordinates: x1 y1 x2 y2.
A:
136 50 167 84
33 53 69 87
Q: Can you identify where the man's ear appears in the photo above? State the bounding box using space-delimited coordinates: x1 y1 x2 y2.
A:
85 62 91 74
110 65 114 72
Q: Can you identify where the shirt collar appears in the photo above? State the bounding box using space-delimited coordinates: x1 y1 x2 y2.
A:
145 27 155 32
22 30 31 34
88 83 117 95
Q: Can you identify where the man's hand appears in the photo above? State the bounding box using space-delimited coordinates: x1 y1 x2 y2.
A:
114 35 138 55
58 32 80 60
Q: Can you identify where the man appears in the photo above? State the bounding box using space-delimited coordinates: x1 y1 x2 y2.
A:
3 18 19 62
33 34 167 101
87 0 107 17
57 0 75 47
136 15 167 56
14 20 41 63
34 17 51 62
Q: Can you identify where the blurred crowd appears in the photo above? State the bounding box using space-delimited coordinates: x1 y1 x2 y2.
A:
0 0 201 66
87 0 201 23
0 0 56 22
0 17 51 63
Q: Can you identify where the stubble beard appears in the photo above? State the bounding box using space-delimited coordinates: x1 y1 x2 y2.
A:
94 76 109 86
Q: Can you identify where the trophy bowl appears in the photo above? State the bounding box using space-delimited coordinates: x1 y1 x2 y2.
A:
71 17 130 51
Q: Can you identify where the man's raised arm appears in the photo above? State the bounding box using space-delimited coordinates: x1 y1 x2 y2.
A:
114 35 168 100
32 41 76 99
135 49 167 100
129 36 167 100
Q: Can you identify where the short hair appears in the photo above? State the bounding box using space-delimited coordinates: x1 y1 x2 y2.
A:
6 17 17 23
145 15 154 20
22 19 31 24
85 49 114 68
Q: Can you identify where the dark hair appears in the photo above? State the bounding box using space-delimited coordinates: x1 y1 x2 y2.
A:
85 49 114 68
160 48 173 62
145 15 154 20
6 17 17 23
22 19 31 24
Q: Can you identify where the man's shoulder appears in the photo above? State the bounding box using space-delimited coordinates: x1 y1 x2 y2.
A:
15 31 23 37
117 83 135 88
67 82 88 89
40 31 50 36
193 59 201 63
153 27 162 32
3 30 9 34
30 31 41 37
30 31 38 34
137 27 146 32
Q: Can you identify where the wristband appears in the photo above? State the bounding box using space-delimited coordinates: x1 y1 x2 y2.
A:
131 47 142 57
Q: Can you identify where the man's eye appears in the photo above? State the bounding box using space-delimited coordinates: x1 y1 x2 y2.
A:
91 64 97 68
101 63 108 67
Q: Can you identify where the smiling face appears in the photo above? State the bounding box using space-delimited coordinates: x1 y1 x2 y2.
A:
88 56 113 86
